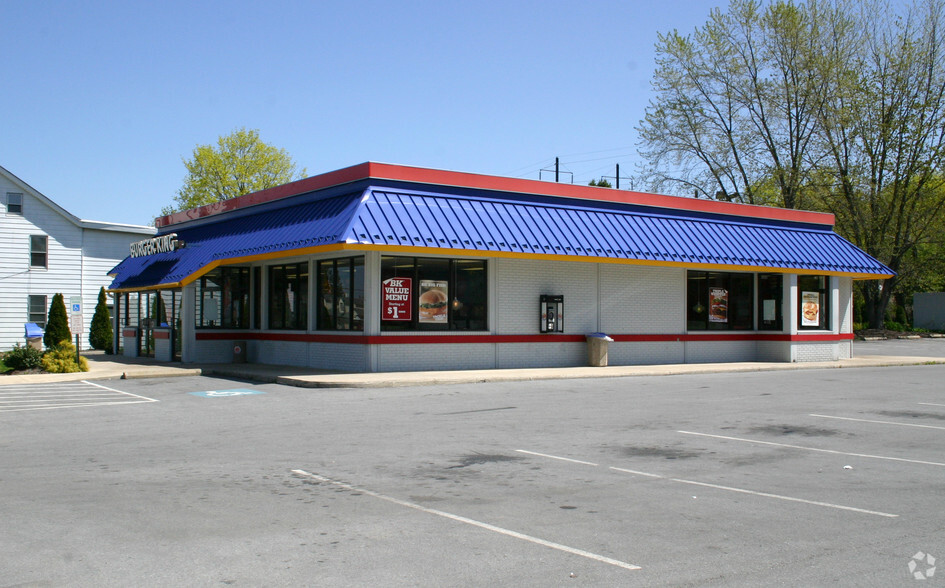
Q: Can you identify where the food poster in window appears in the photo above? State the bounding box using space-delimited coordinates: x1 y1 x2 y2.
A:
382 277 412 321
419 280 448 323
801 291 821 327
709 287 728 323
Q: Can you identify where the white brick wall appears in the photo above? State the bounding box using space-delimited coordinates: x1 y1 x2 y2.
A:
309 342 370 372
756 340 791 362
609 341 685 365
378 343 495 372
494 259 597 334
600 265 685 334
685 340 758 363
496 341 585 368
795 342 840 362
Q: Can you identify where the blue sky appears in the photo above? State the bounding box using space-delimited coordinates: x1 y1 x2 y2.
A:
3 0 718 226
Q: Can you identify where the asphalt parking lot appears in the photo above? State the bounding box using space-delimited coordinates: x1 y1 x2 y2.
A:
1 351 943 586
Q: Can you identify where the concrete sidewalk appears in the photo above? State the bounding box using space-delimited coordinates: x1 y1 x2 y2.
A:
0 350 942 388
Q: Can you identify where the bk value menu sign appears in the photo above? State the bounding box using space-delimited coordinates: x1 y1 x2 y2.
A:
382 277 412 321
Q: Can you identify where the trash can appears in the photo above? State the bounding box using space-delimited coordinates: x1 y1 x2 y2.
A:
24 323 44 351
233 340 247 363
586 332 613 367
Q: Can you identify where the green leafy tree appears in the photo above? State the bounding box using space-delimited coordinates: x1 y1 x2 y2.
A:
639 0 945 328
44 293 71 348
89 287 113 352
589 178 613 188
161 127 306 215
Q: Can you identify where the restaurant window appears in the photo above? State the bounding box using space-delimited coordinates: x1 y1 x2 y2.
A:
757 273 783 331
380 256 487 331
317 257 364 330
798 275 830 330
196 267 250 328
268 262 308 330
30 235 48 268
28 295 47 328
687 271 754 330
252 266 262 329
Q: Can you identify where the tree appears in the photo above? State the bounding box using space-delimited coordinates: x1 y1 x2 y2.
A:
161 128 306 215
639 0 844 208
639 0 945 328
44 293 71 348
89 287 113 352
589 178 613 188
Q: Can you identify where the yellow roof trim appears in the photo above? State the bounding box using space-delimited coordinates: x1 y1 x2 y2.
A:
106 243 892 293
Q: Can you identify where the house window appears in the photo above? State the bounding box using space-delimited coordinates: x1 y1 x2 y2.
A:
687 271 754 330
30 235 48 268
268 262 308 330
757 274 783 331
28 295 47 328
798 275 830 330
317 257 365 330
380 256 487 331
196 267 250 328
7 192 22 214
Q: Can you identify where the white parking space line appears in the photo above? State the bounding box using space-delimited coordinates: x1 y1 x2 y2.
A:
918 402 945 408
678 430 945 467
515 449 599 466
811 414 945 431
290 469 641 571
0 381 157 412
519 449 898 518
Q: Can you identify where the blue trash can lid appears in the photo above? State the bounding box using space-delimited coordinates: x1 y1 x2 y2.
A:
24 323 44 337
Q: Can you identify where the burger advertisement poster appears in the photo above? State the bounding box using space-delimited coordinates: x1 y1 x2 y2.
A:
382 277 412 321
708 287 728 323
419 280 448 323
801 291 821 327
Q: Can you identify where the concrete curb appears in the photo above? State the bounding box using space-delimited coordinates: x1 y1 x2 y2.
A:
272 356 945 389
3 354 943 389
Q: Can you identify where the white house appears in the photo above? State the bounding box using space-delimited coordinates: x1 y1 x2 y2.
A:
0 165 154 352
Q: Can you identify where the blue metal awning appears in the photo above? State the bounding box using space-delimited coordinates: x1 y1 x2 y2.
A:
108 186 893 291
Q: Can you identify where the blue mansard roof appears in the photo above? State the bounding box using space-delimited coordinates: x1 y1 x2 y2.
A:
108 164 893 291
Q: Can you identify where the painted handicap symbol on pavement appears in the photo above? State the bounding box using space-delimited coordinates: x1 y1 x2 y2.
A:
190 389 266 398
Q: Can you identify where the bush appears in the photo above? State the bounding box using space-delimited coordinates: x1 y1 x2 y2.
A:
44 293 72 348
884 321 908 332
41 341 89 373
4 343 44 371
89 287 113 352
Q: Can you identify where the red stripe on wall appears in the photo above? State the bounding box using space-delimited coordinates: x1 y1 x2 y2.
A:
195 332 854 344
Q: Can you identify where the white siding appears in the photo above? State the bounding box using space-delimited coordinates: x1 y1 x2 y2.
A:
0 170 152 351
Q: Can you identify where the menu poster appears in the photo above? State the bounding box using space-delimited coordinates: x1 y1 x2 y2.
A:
709 287 729 323
382 277 412 321
419 280 448 323
801 291 821 327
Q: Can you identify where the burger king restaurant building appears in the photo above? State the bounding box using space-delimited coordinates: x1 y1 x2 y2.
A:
107 163 892 372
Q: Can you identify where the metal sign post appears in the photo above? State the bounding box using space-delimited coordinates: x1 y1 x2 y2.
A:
70 296 83 363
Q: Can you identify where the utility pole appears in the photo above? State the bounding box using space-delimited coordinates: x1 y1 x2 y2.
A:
555 157 559 183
